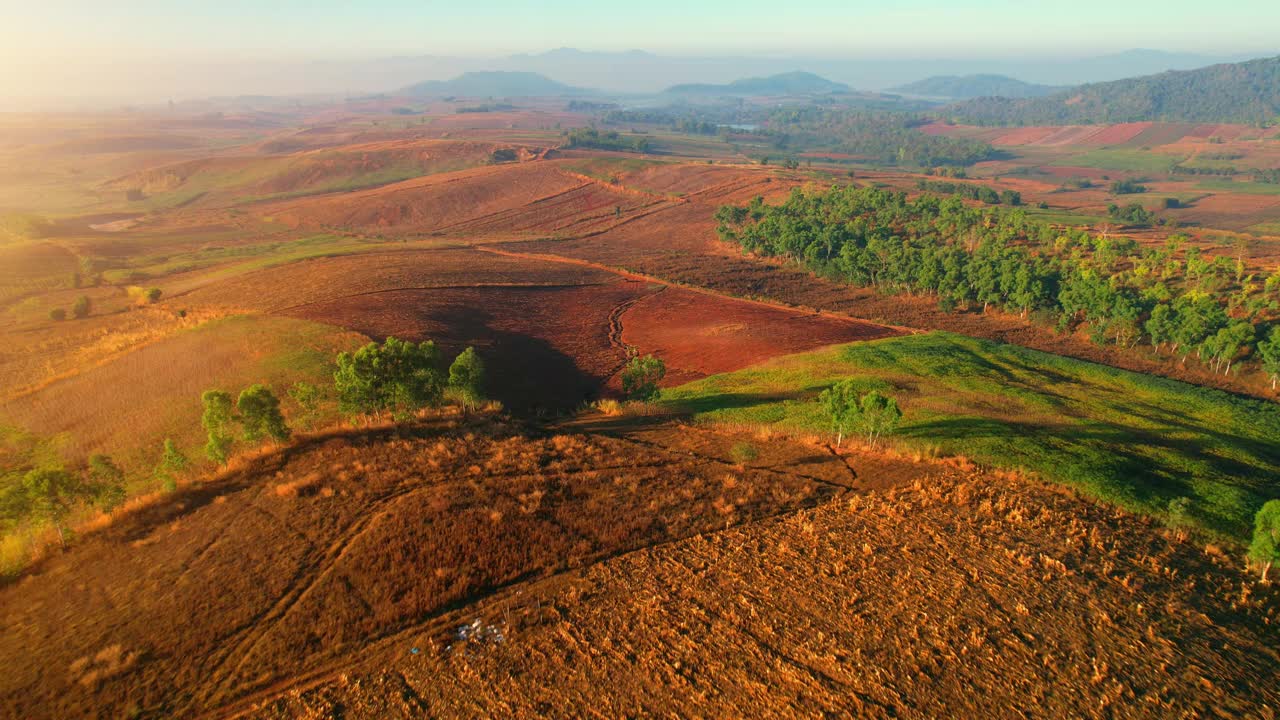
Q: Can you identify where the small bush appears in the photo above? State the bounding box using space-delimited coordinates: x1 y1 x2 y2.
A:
593 398 624 416
49 308 66 321
729 442 758 464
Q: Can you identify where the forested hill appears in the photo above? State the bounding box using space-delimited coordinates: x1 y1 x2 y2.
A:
944 55 1280 125
891 74 1062 100
402 72 591 98
666 72 849 96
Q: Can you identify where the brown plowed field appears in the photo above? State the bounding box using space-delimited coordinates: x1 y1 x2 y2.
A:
180 248 617 313
263 163 648 237
0 420 850 719
248 446 1280 719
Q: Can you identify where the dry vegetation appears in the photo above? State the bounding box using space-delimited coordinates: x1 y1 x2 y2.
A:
0 418 846 718
257 467 1280 719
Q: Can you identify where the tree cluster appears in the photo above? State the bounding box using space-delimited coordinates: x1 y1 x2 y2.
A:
563 127 652 153
818 381 902 448
1 455 126 545
716 185 1280 380
916 179 1020 206
760 109 998 167
335 337 486 420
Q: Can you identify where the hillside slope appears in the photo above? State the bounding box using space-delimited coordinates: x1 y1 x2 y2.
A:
402 71 591 98
947 55 1280 125
892 73 1063 99
666 71 849 96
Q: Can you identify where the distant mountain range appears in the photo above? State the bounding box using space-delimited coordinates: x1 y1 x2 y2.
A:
890 74 1063 100
401 71 592 98
946 55 1280 125
10 45 1280 110
665 72 849 96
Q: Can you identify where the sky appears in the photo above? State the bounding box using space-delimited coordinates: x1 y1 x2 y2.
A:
4 0 1279 59
1 0 1277 105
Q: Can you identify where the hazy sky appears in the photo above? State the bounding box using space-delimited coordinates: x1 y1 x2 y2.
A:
5 0 1279 59
1 0 1276 106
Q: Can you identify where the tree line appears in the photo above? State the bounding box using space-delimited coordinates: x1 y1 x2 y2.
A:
916 179 1021 206
716 185 1280 384
563 128 652 153
758 109 999 168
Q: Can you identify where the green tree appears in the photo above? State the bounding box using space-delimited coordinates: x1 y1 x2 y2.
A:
855 390 903 448
818 379 859 448
621 354 666 402
71 295 91 319
1257 327 1280 390
6 467 118 546
447 347 486 409
155 439 188 491
1144 303 1175 351
1248 500 1280 583
201 390 236 465
86 455 127 511
287 382 323 428
334 337 444 420
237 385 290 444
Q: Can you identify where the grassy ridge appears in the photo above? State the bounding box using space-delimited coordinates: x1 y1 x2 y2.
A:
661 332 1280 539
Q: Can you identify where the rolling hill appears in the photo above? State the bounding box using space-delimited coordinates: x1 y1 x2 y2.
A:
402 71 592 98
665 71 849 96
891 74 1063 99
946 55 1280 125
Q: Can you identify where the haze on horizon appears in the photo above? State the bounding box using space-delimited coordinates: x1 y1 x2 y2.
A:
2 0 1278 106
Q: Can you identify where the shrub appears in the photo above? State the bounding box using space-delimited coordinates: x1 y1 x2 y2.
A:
1165 496 1194 539
145 287 163 303
87 455 127 512
154 439 188 491
729 442 758 464
621 354 666 402
593 398 623 416
49 308 66 321
71 295 91 319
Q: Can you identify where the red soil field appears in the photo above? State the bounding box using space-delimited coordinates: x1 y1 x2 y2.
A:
1123 122 1197 148
1174 192 1280 231
619 286 901 386
282 281 653 413
1087 121 1152 145
990 126 1059 146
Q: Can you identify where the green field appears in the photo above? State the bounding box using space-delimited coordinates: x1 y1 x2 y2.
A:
660 332 1280 540
1066 149 1186 174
